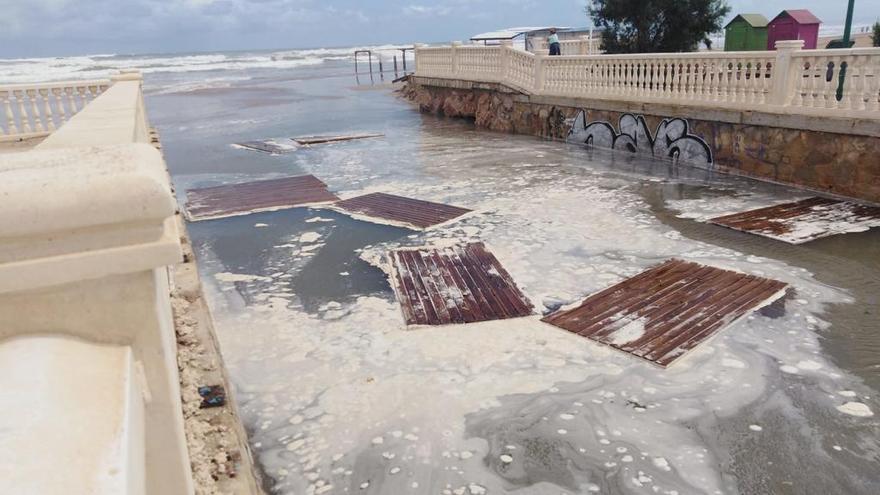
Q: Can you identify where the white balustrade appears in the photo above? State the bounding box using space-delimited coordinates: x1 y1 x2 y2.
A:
413 42 880 118
535 37 601 56
0 79 111 142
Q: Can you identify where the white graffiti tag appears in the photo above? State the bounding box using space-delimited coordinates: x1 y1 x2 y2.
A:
567 111 713 167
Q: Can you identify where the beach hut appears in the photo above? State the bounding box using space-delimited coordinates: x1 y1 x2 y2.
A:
724 14 769 51
767 9 821 50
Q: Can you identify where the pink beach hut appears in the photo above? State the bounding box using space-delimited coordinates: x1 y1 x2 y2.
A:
767 9 821 50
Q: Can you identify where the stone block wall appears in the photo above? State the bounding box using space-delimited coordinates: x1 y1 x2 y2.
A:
401 79 880 204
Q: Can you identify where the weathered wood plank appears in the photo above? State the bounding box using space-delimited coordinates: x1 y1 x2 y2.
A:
234 140 297 154
291 133 384 145
184 175 339 221
542 259 788 367
709 197 880 244
333 192 472 230
388 243 533 326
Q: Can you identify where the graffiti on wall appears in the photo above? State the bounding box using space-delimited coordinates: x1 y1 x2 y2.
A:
566 111 713 167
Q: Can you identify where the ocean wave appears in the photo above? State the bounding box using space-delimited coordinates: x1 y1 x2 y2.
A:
0 44 415 84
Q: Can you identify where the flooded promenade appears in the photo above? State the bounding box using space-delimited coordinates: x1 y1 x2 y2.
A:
126 50 880 495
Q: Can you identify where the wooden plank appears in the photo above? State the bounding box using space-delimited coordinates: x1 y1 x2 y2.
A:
541 259 788 367
709 197 880 244
388 243 533 326
291 133 384 145
332 192 472 230
234 140 296 154
184 175 339 221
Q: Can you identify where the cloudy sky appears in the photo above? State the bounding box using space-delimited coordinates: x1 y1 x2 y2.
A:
1 0 878 57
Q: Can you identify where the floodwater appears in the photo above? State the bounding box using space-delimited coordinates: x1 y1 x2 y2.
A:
144 50 880 495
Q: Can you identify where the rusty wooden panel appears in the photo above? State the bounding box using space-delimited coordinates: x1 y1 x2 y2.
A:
234 140 296 154
542 259 788 367
184 175 339 221
333 192 471 230
292 133 384 145
710 197 880 244
388 242 533 326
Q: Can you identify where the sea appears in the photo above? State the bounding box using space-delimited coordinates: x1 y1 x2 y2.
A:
3 46 879 494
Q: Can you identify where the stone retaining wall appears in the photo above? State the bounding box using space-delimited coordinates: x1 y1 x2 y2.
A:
402 77 880 204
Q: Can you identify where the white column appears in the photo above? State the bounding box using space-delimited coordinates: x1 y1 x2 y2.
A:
413 43 425 74
451 41 462 75
579 35 591 55
534 53 547 94
769 39 804 106
500 40 513 83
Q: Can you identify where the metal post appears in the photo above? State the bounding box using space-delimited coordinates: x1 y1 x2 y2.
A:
836 0 856 101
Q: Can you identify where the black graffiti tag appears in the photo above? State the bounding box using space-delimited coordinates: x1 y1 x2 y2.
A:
566 111 713 167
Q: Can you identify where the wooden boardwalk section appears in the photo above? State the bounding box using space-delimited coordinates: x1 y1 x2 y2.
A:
333 192 471 230
234 140 296 154
542 259 788 367
292 133 384 146
184 175 339 221
710 197 880 244
388 242 533 326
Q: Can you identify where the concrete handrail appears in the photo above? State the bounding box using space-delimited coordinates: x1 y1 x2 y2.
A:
414 40 880 118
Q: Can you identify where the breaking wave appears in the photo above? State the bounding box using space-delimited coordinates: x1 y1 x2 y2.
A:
0 44 414 84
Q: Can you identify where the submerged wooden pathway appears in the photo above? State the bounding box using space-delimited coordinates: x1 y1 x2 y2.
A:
388 242 533 326
184 175 339 221
710 197 880 244
234 140 296 154
333 192 471 230
542 259 788 367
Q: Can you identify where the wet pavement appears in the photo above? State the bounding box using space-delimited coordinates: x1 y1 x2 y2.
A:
147 56 880 495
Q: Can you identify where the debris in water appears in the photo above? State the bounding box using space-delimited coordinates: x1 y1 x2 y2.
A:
331 192 472 230
184 175 339 221
388 242 533 326
709 197 880 244
542 259 788 367
291 132 384 146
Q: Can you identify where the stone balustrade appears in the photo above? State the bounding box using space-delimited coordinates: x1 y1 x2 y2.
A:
0 73 194 495
0 78 111 142
414 40 880 118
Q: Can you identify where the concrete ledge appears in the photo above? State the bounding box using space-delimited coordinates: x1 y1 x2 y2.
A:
0 144 181 293
412 76 880 139
0 335 145 495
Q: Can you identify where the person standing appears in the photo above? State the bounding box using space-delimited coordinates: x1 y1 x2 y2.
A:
548 28 561 55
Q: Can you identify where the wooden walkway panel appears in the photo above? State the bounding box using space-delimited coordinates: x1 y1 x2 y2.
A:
709 197 880 244
388 242 533 326
184 175 339 221
333 192 471 230
542 259 788 367
234 140 297 154
292 133 384 146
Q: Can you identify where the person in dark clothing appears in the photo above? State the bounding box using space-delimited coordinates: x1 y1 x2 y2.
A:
548 28 561 55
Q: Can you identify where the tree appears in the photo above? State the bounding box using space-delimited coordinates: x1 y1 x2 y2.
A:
873 21 880 47
588 0 731 53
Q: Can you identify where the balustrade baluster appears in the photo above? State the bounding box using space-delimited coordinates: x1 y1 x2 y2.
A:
27 90 45 133
694 61 704 101
1 91 16 135
15 91 32 133
52 88 68 123
39 89 56 131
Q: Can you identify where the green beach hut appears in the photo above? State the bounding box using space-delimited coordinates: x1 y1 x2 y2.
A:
724 14 769 51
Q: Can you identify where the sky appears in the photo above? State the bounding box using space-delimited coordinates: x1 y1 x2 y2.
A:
1 0 878 58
